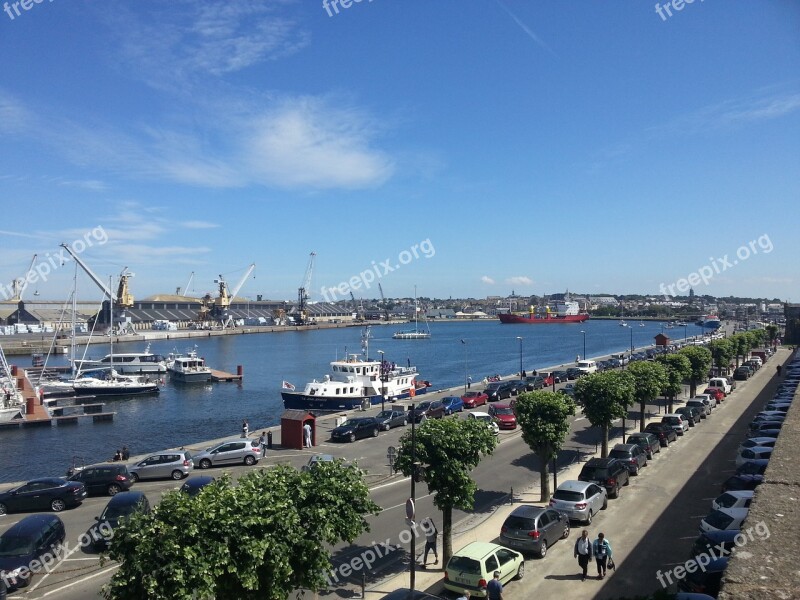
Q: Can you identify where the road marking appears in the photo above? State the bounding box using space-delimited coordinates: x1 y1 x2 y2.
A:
382 493 433 512
62 557 103 562
37 565 120 598
689 515 707 519
371 476 411 491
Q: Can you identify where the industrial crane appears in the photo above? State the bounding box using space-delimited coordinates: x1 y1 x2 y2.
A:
59 244 135 333
349 291 364 322
378 283 390 321
296 252 316 325
176 271 194 296
10 254 37 301
211 263 256 328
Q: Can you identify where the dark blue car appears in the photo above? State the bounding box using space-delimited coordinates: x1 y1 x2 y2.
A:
0 514 66 590
441 396 464 415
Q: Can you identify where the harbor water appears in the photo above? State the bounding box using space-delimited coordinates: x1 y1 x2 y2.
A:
0 319 705 483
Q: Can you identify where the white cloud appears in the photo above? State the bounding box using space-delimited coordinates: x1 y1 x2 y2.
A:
481 276 495 285
181 221 221 229
506 276 534 286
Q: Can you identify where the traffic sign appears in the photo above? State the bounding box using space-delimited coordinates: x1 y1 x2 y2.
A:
405 497 415 521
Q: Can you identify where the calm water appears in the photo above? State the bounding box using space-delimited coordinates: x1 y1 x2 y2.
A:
0 319 704 482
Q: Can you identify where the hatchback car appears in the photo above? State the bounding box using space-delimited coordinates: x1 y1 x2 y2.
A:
662 414 689 435
721 473 764 493
608 443 647 475
626 432 661 459
441 396 465 415
735 447 773 467
712 490 754 511
179 475 216 496
749 421 783 436
499 506 570 558
678 556 728 596
548 480 607 525
0 514 65 590
644 422 678 446
733 367 751 380
524 376 545 391
461 391 488 408
0 478 86 515
690 530 739 560
67 464 133 496
488 404 517 430
88 490 151 550
675 407 699 427
578 457 630 499
468 411 499 435
410 401 445 423
443 541 524 597
375 409 407 430
330 417 381 442
686 400 710 419
193 439 263 467
485 382 510 401
737 437 777 454
699 507 750 534
128 450 193 482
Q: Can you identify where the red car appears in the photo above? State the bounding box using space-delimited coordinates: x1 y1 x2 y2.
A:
488 404 517 430
704 387 725 403
461 390 488 408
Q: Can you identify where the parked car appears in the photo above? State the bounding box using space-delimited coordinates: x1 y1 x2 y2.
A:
707 377 732 395
193 439 263 467
558 384 576 399
488 404 517 430
485 381 510 401
0 514 65 590
128 450 193 482
733 367 751 380
608 443 647 475
67 463 134 496
712 490 754 511
735 446 773 467
88 490 151 550
692 393 716 410
576 360 597 375
749 421 784 436
678 556 728 596
735 459 770 477
548 480 607 525
461 390 488 408
524 375 545 391
737 437 777 453
703 387 725 403
662 414 689 435
553 370 569 383
578 457 630 499
499 506 570 558
644 422 678 446
443 541 524 596
626 432 661 459
468 411 499 435
686 400 710 419
690 530 739 560
699 507 750 534
441 396 465 415
566 367 583 380
507 381 526 396
410 400 445 423
721 473 764 493
375 409 407 430
676 406 701 427
0 478 86 515
330 417 382 442
179 475 216 496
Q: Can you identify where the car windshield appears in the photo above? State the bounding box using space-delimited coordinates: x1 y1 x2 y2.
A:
377 411 393 418
339 420 359 428
738 462 766 475
494 407 514 415
0 535 35 556
716 494 737 508
704 511 734 530
100 503 140 522
504 515 536 530
664 417 679 425
474 415 492 423
581 466 609 479
608 450 629 459
448 555 482 575
553 490 583 502
416 402 431 410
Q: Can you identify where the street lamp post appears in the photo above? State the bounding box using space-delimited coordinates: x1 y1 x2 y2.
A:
409 401 417 592
462 339 468 393
630 326 634 354
516 337 523 377
580 330 586 362
683 324 687 342
377 350 386 412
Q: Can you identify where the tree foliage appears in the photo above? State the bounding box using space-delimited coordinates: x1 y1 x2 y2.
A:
709 338 735 374
514 391 576 501
656 353 691 412
575 371 635 457
627 361 667 432
677 345 712 397
394 417 496 567
103 463 380 600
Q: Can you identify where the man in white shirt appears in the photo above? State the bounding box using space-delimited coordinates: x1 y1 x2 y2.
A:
573 529 593 581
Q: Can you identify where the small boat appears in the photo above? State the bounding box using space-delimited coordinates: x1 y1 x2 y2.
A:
73 343 167 374
639 321 646 327
393 286 431 339
72 369 160 397
167 348 212 383
619 320 628 327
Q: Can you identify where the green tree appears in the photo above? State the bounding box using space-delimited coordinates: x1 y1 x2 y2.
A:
514 391 576 501
103 463 380 600
627 361 667 432
709 338 735 375
766 324 779 346
678 345 712 397
394 417 497 566
732 333 752 368
656 353 691 413
575 371 635 457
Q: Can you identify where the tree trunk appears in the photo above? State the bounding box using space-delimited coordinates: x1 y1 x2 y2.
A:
668 393 674 414
539 450 552 502
443 506 453 569
639 401 646 432
689 380 697 398
601 424 609 458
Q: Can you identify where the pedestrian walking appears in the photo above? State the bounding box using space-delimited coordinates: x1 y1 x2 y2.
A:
422 517 439 564
259 431 267 454
242 420 249 438
592 532 613 580
467 376 472 389
486 570 503 600
574 529 593 581
121 446 130 460
303 422 312 448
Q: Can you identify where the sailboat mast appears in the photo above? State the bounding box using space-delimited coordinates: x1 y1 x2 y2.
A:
71 263 77 377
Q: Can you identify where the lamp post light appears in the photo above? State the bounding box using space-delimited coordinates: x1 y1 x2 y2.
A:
516 337 523 377
377 350 386 412
580 330 586 363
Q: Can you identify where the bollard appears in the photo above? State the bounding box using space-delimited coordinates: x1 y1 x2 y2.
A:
360 571 366 599
237 365 243 377
267 431 273 450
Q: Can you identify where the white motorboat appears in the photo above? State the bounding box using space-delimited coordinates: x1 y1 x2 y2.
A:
167 348 212 383
73 343 167 374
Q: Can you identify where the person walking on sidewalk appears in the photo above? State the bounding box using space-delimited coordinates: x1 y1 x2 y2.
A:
242 420 249 438
593 532 613 580
486 571 503 600
422 517 439 564
574 529 593 581
303 422 312 448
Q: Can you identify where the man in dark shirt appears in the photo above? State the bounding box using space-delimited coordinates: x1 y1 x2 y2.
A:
486 570 503 600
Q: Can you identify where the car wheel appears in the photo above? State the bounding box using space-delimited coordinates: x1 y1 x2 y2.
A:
108 483 121 496
0 502 7 516
199 458 212 469
129 473 140 483
171 470 184 480
51 498 66 512
624 474 631 485
349 433 356 443
585 510 592 525
601 496 608 510
515 561 525 580
403 419 408 426
562 522 571 539
538 540 548 559
244 455 256 466
372 428 379 438
611 486 619 499
384 424 391 431
459 407 464 413
17 575 31 588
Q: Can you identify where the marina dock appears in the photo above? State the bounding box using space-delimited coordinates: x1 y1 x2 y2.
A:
209 368 243 382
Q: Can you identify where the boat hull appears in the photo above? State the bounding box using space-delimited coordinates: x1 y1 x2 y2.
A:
281 387 429 411
169 370 213 383
498 314 589 324
72 384 160 397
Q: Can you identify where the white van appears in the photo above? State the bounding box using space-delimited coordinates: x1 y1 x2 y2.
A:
707 378 732 395
576 360 597 374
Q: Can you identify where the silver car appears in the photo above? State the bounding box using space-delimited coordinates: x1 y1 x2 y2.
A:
548 480 607 525
128 450 193 482
194 439 263 469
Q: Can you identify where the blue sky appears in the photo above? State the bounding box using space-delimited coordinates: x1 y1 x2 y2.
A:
0 0 798 303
